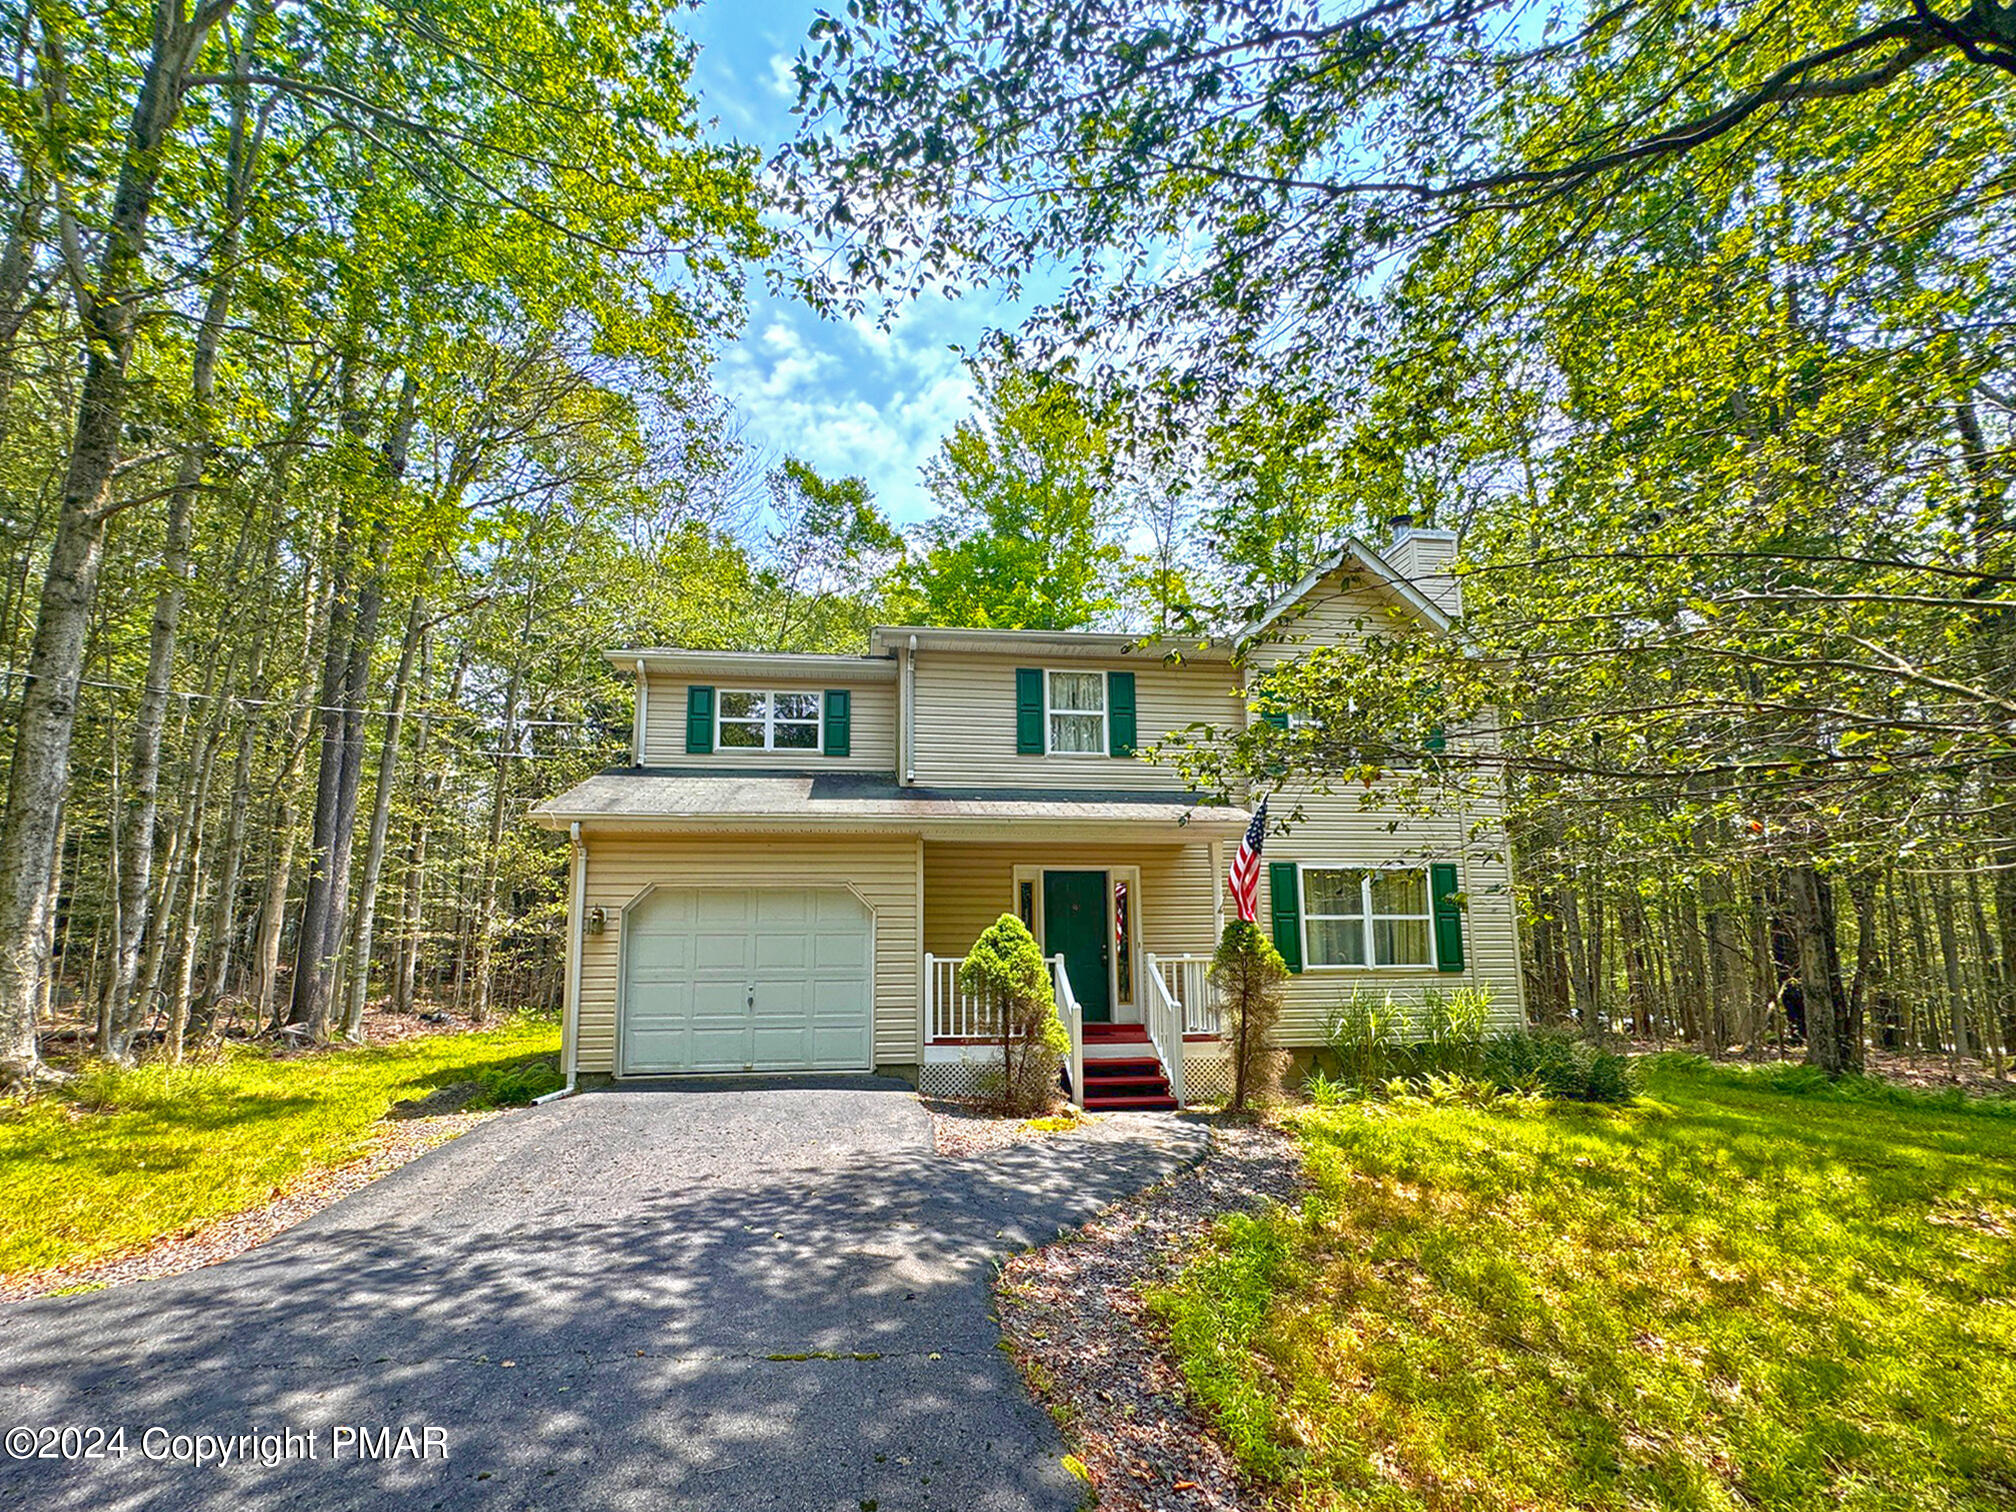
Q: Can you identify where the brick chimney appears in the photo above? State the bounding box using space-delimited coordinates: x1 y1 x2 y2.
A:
1382 517 1461 617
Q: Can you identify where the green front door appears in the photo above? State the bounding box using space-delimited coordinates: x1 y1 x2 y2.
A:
1043 870 1112 1022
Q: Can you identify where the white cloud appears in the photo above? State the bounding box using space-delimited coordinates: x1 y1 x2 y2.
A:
715 290 995 528
766 53 797 102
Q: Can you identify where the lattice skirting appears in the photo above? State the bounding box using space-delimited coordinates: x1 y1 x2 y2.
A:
924 1049 1234 1106
918 1061 1005 1102
1180 1056 1234 1105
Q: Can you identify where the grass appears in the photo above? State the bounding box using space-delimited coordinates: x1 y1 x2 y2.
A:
1149 1057 2016 1511
0 1014 559 1276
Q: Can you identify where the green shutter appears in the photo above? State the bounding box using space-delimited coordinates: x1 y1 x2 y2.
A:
1262 709 1289 731
1268 861 1303 973
1107 671 1136 757
823 689 851 757
1431 862 1465 971
685 685 715 754
1015 667 1044 754
1426 725 1447 753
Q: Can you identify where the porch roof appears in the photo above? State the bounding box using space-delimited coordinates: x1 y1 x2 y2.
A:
532 769 1251 837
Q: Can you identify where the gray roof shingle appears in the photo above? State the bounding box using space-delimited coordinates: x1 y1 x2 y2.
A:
532 769 1250 833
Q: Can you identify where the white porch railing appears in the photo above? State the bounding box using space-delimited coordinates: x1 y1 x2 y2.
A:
924 951 1085 1108
1141 963 1187 1106
924 952 1001 1039
1150 953 1221 1036
1050 955 1084 1111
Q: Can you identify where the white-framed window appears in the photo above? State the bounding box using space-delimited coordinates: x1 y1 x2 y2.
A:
1045 669 1108 755
717 689 822 752
1301 865 1435 968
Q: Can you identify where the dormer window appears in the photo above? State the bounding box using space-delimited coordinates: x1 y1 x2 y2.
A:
718 690 822 751
1046 671 1108 755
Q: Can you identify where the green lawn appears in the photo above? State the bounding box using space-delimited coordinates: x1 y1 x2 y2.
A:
0 1016 559 1276
1151 1060 2016 1511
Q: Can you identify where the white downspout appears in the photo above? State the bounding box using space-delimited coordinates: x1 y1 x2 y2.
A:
632 658 648 767
1210 838 1226 941
903 634 918 786
536 820 587 1102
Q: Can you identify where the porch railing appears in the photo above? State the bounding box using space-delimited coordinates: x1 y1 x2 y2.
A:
923 951 1085 1108
924 952 1000 1039
1149 953 1221 1036
1050 954 1085 1111
1141 962 1187 1106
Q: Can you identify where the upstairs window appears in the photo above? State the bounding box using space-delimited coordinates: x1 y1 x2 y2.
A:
1047 671 1107 755
717 690 822 751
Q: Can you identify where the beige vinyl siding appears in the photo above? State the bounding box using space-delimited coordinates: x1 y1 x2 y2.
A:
640 674 898 771
1260 790 1525 1044
1250 567 1434 658
921 840 1218 962
909 652 1242 790
1245 570 1526 1042
575 832 922 1073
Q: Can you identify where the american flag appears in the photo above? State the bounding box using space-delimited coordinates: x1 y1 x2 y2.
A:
1228 796 1269 924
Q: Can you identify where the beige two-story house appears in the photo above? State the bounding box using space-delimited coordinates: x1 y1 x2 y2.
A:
531 524 1525 1107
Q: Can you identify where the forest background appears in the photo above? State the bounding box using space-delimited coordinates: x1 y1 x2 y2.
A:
2 0 2010 1084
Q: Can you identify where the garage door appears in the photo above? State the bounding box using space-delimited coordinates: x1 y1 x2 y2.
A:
620 887 874 1074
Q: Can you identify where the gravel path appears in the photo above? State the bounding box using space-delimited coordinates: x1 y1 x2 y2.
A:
996 1120 1305 1512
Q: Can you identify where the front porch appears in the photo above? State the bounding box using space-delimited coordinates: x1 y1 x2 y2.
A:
913 839 1232 1107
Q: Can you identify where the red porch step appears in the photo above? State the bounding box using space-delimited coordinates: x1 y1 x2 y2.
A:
1078 1037 1177 1111
1082 1023 1150 1044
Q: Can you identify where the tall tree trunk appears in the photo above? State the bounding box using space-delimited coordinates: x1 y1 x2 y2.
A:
1846 872 1881 1053
1964 866 2005 1077
0 0 236 1086
101 29 262 1059
1934 870 1970 1073
392 635 466 1012
341 588 427 1039
165 716 228 1061
469 628 528 1024
1677 891 1711 1054
1792 863 1857 1076
254 565 330 1021
1557 877 1597 1031
1905 869 1938 1058
287 375 412 1039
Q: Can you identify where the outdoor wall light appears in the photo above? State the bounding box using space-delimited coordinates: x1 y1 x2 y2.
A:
586 907 606 936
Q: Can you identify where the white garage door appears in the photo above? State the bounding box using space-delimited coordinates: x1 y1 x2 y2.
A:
620 887 874 1074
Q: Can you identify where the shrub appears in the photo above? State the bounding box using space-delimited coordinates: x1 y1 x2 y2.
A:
960 913 1069 1114
1480 1030 1636 1103
1416 985 1495 1079
1301 1067 1353 1107
474 1056 564 1108
1323 984 1497 1087
1211 921 1290 1111
1312 993 1638 1107
1324 987 1403 1089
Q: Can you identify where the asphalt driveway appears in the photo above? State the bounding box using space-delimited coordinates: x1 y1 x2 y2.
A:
0 1078 1206 1511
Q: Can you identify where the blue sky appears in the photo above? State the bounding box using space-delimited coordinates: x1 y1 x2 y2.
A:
683 0 1022 528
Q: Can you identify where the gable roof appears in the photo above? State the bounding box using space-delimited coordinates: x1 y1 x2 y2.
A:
1240 537 1454 644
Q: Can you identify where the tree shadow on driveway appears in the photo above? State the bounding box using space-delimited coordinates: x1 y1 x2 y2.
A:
0 1078 1207 1512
